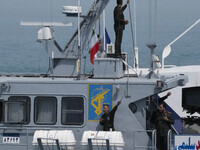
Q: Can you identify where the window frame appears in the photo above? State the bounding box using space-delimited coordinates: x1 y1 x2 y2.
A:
61 96 84 125
0 100 3 123
34 96 57 125
4 96 31 124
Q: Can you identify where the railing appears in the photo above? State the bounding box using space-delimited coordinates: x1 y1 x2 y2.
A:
167 126 179 150
133 129 157 150
167 129 172 150
37 138 61 150
88 138 110 150
0 127 55 150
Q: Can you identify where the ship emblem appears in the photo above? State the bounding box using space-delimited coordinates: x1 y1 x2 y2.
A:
91 89 110 115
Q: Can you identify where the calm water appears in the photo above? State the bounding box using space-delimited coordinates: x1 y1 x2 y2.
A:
0 0 200 74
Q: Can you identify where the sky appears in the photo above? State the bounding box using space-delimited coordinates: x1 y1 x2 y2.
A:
0 0 200 72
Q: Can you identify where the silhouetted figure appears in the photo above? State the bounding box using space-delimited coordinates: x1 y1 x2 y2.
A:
114 0 129 58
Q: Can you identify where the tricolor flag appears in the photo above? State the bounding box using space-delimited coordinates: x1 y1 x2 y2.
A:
90 30 99 64
104 28 111 50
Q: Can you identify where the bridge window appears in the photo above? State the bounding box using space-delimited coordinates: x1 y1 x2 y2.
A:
4 96 30 124
61 97 84 125
182 87 200 114
34 96 57 125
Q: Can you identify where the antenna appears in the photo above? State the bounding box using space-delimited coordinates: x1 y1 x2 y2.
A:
20 22 73 27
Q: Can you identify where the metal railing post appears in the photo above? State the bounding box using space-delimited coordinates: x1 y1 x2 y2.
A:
106 139 110 150
88 139 93 150
55 139 61 150
133 131 135 150
133 130 157 150
167 129 172 150
88 138 110 150
152 129 157 150
37 138 44 150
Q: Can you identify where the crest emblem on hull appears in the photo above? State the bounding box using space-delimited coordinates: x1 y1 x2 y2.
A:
87 84 113 121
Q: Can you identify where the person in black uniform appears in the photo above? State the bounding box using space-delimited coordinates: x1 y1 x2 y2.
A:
151 92 171 123
155 102 174 150
99 101 121 131
114 0 129 58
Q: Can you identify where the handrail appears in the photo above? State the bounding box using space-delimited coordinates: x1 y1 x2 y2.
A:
122 60 139 76
88 138 110 150
133 129 156 150
152 129 157 150
167 129 172 150
170 124 179 135
0 127 62 149
167 125 179 150
37 138 61 150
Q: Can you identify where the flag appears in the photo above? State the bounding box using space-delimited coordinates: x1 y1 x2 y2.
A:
104 28 111 51
90 30 99 64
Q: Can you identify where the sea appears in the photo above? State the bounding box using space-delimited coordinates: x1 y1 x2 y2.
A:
0 0 200 74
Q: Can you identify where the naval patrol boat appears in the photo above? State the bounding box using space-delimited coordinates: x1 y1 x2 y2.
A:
1 0 200 149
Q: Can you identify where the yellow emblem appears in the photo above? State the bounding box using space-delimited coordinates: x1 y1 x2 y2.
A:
91 89 110 115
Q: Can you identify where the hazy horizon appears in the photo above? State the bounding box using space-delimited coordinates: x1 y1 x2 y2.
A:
0 0 200 73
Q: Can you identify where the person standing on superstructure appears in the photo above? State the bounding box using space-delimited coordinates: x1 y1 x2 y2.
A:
114 0 129 58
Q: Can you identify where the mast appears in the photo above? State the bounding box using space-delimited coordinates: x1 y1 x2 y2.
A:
77 0 82 79
103 10 106 52
133 0 138 70
128 0 138 70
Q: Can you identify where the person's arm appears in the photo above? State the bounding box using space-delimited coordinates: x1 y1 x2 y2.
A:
99 117 104 125
167 114 174 124
110 101 121 114
122 0 129 11
158 92 171 103
163 113 174 124
121 4 127 11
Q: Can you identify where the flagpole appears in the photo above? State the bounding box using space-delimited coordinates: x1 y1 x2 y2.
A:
133 0 138 70
78 0 80 48
103 10 106 52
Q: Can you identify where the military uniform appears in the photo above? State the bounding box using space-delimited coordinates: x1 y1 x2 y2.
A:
99 105 119 131
155 111 174 150
113 4 127 58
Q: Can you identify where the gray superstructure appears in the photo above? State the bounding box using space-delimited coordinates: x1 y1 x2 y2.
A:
0 0 189 149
